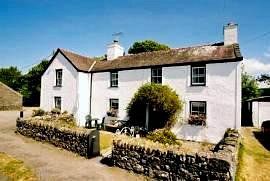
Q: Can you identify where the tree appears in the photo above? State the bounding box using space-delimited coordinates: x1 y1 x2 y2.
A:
257 74 270 85
127 83 183 131
0 66 23 91
128 40 170 54
22 60 49 106
242 71 260 101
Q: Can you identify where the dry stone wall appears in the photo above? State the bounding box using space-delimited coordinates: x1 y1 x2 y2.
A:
112 129 239 180
16 119 100 158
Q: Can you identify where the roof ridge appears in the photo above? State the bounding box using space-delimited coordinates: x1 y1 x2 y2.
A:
123 42 224 59
59 48 93 60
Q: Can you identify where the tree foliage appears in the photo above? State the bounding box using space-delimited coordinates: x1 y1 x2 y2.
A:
0 66 22 91
128 40 170 54
22 60 49 106
242 71 260 101
0 60 49 106
257 74 270 85
127 83 182 131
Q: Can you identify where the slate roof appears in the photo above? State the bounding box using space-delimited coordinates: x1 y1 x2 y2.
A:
59 49 95 72
52 42 242 73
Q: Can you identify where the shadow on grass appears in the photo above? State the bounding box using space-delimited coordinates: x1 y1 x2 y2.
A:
253 131 270 151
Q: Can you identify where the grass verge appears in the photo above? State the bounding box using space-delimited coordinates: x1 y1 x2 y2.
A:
0 152 37 181
236 127 270 181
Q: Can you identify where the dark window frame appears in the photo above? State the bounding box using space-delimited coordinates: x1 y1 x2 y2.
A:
55 69 63 87
54 96 62 110
191 65 206 86
109 98 119 111
151 67 162 84
189 101 207 116
110 71 118 87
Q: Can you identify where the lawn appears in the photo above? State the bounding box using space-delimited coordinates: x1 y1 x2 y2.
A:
236 127 270 181
0 152 37 181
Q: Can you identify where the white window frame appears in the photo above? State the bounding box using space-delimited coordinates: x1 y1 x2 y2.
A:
191 65 206 86
110 99 119 111
190 101 206 116
151 67 162 84
56 69 63 87
54 96 61 110
110 71 118 87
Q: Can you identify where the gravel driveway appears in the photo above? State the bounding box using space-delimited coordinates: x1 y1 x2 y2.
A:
0 108 144 181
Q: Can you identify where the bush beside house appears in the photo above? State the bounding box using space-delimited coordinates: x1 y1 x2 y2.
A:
127 83 183 131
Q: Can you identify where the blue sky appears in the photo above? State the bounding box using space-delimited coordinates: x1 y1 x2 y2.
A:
0 0 270 75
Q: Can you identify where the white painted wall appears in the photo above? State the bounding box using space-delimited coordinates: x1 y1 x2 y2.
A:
90 61 241 143
40 53 79 120
41 52 241 143
91 69 150 122
77 72 91 126
170 62 241 143
252 101 270 128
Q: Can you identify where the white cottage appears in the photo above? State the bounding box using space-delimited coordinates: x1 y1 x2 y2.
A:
40 23 242 143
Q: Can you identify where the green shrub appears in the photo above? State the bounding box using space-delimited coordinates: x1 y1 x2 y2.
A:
127 83 183 130
146 129 181 145
51 108 61 114
32 109 45 117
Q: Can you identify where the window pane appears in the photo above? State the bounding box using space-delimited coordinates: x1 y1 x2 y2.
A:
110 72 118 87
199 77 205 83
110 99 119 110
191 102 206 115
191 66 205 85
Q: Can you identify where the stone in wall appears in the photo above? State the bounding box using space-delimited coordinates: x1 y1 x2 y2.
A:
16 119 100 158
111 129 239 180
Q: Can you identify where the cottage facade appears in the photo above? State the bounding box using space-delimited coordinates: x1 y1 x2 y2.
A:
41 23 242 143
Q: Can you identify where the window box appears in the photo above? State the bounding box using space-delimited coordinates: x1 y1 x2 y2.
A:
188 114 206 126
189 101 206 126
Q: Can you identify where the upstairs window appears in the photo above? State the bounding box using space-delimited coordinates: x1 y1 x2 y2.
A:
56 69 63 86
110 71 118 87
191 65 206 86
54 96 61 110
151 67 162 84
190 101 206 116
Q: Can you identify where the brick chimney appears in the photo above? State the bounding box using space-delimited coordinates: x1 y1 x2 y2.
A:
224 23 238 45
106 40 124 61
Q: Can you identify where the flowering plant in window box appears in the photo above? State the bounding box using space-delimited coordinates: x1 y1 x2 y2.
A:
106 108 118 117
188 114 206 126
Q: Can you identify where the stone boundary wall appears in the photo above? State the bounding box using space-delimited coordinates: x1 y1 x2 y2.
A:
16 119 100 158
112 129 239 180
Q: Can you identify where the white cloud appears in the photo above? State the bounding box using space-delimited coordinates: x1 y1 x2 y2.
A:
243 58 270 75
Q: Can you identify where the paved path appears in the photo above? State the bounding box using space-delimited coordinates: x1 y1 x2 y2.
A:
0 109 144 181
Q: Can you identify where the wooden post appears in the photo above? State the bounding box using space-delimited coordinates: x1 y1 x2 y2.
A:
145 103 149 130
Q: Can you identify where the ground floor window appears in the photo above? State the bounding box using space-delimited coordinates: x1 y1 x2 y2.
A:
188 101 206 126
54 96 61 110
108 99 119 117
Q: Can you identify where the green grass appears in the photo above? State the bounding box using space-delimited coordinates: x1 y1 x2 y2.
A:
100 131 114 151
236 128 270 181
0 152 37 181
